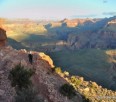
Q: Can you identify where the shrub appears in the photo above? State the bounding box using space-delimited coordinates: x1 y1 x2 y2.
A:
15 87 44 102
63 71 69 77
55 67 62 74
59 83 76 99
81 95 91 102
8 63 35 90
70 76 81 86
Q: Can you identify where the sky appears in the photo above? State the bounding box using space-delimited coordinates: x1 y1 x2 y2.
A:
0 0 116 19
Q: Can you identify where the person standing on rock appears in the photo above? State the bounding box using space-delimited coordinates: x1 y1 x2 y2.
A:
28 51 33 64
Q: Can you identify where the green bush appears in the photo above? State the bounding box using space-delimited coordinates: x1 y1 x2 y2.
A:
8 63 35 90
55 67 62 73
59 83 76 99
15 87 44 102
70 76 81 86
81 95 91 102
63 71 69 77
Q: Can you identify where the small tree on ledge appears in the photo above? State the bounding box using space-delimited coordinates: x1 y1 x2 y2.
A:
8 63 35 90
59 83 76 99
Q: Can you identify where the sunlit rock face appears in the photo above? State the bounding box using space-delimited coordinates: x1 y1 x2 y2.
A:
0 28 7 47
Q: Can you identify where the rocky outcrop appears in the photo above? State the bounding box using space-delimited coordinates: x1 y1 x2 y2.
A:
39 52 54 68
0 28 7 47
0 46 82 102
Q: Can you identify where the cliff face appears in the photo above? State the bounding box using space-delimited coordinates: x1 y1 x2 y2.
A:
67 30 116 49
0 46 82 102
0 28 7 47
66 17 116 50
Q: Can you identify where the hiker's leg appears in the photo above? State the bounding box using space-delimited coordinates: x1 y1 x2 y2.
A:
30 58 33 64
29 58 31 64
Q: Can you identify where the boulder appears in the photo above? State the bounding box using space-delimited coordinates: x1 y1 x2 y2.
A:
39 52 54 68
83 87 90 92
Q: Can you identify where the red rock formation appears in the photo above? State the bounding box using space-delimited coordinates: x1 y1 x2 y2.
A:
61 18 95 27
0 28 7 47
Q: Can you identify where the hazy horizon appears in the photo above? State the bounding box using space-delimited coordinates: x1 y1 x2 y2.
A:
0 0 116 20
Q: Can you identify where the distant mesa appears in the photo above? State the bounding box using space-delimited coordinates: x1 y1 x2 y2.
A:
0 28 7 47
61 18 95 27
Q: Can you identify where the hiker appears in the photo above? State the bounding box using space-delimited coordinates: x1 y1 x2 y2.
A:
28 51 33 64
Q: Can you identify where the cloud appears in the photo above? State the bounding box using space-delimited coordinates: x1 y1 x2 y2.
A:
103 12 116 16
